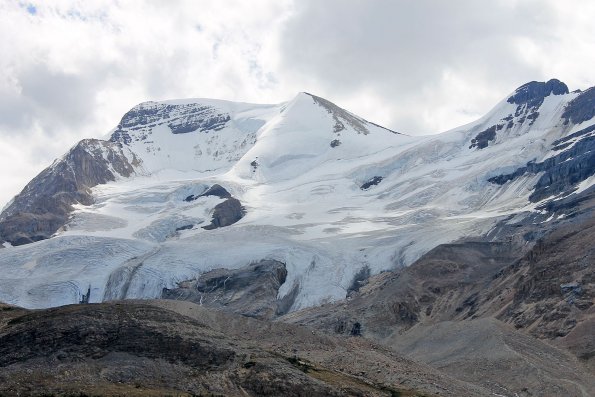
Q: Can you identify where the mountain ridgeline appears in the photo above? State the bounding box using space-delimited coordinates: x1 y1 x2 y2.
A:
0 80 594 396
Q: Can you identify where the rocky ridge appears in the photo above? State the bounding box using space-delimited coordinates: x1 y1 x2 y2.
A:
0 300 493 397
0 139 138 246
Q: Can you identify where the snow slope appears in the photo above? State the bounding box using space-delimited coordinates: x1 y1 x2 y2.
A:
1 84 594 310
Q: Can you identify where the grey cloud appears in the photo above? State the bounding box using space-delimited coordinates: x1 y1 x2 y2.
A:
279 0 556 133
0 65 106 137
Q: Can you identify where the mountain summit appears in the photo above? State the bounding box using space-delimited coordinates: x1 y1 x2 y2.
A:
0 82 593 312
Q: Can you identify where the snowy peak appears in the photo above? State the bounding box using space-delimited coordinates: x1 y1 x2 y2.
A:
230 92 414 182
111 100 232 143
468 79 574 150
106 98 281 175
1 81 594 312
506 79 569 107
286 92 399 136
305 92 399 135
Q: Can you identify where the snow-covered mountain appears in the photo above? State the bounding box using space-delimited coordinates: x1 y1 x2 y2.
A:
1 80 594 311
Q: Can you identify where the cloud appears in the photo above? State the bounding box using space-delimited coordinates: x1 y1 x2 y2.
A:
0 0 594 207
278 0 595 133
0 0 293 206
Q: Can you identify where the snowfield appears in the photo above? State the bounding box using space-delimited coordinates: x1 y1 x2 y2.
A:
1 88 593 310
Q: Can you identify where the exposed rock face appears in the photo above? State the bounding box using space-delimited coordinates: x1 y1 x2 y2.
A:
469 79 570 151
0 139 137 245
182 183 246 230
488 127 595 201
110 101 231 144
360 176 383 190
162 260 292 318
118 101 230 134
0 303 341 396
185 183 232 201
495 216 595 341
469 124 500 149
0 304 236 369
202 197 246 230
507 79 569 108
308 92 399 135
198 183 232 199
562 86 595 125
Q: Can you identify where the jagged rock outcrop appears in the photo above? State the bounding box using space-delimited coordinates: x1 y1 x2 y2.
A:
360 176 383 190
562 86 595 125
0 139 138 245
184 183 232 201
488 124 595 201
162 260 294 318
507 79 569 108
111 101 231 139
183 184 246 230
202 197 246 230
470 79 570 150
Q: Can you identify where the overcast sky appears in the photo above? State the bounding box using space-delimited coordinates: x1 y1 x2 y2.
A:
1 0 594 207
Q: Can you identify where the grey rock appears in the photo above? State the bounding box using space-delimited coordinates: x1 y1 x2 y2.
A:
0 139 138 246
469 124 500 149
110 101 231 142
198 183 232 199
184 183 231 201
562 86 595 125
507 79 569 107
306 92 400 135
162 260 289 319
202 197 245 230
488 131 595 202
360 176 383 190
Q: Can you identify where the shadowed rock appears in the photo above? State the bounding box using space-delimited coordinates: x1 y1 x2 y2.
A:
360 176 383 190
562 86 595 125
488 131 595 202
202 197 245 230
507 79 569 108
162 260 291 319
0 302 377 396
199 183 232 199
0 139 138 246
112 101 231 136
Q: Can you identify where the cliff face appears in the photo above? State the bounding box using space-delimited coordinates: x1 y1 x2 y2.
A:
0 139 138 245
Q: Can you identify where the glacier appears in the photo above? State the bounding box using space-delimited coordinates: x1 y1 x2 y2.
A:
1 83 594 311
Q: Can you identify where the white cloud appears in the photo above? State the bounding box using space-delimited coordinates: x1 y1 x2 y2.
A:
0 0 293 206
0 0 594 206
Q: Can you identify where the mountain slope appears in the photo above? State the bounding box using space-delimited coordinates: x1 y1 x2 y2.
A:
280 185 595 396
0 139 138 246
0 300 494 397
0 81 594 314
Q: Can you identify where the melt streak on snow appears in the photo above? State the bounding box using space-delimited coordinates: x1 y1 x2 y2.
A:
0 91 593 310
